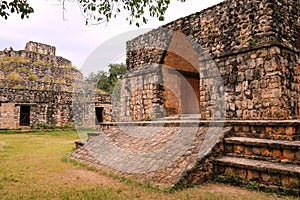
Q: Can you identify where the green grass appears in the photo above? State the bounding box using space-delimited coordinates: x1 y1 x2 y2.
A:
33 60 51 66
0 131 297 200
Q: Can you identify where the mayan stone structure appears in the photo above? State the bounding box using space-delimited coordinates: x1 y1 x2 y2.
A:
122 0 300 121
0 41 112 129
71 0 300 194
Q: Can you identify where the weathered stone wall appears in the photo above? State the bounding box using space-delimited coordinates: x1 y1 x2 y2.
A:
0 41 113 129
201 46 300 120
124 0 300 121
119 66 165 121
0 88 73 128
0 61 78 92
1 41 71 67
25 41 56 56
95 93 113 122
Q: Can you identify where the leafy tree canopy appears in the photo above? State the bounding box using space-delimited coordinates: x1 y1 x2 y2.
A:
85 63 126 94
0 0 185 26
0 0 33 19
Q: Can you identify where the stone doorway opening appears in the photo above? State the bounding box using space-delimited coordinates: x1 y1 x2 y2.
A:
161 30 201 117
20 105 30 126
162 67 200 117
95 107 104 124
179 71 200 115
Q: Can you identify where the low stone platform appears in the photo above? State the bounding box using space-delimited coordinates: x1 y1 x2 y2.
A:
70 121 231 186
70 120 300 192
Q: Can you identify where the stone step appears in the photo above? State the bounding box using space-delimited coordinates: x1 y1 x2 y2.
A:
232 131 300 141
213 156 300 193
232 125 300 141
224 137 300 163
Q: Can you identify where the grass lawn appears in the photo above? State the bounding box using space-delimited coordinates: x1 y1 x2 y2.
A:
0 130 298 200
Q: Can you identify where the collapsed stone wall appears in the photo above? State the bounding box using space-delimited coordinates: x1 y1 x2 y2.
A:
25 41 56 56
124 0 300 121
0 41 71 67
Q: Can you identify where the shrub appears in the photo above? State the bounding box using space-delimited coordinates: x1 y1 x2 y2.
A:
44 76 50 83
59 65 77 70
7 72 22 82
28 73 37 81
33 60 51 66
17 67 30 74
54 78 66 84
3 65 14 72
4 56 29 64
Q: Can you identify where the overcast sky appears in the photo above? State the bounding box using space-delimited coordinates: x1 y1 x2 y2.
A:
0 0 222 74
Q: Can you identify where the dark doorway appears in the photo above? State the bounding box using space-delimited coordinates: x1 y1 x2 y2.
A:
20 105 30 126
95 107 104 124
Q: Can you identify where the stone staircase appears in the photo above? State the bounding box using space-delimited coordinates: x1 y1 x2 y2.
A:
213 122 300 195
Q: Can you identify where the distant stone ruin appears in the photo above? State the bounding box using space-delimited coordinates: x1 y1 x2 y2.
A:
0 41 112 129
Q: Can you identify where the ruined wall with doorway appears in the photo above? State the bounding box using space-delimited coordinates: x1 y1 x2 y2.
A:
0 41 113 129
124 0 300 121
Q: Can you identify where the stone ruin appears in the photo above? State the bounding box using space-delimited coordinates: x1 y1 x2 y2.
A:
0 41 112 129
71 0 300 194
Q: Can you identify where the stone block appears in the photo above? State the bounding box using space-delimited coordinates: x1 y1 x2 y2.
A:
225 167 235 175
261 173 271 182
252 147 261 155
234 145 245 154
282 176 291 187
261 148 271 157
285 127 295 136
238 169 247 179
244 147 252 155
295 151 300 160
272 149 282 159
283 149 294 160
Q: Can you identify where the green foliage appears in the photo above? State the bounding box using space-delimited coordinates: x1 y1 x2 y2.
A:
43 75 50 83
4 56 29 64
7 71 22 82
85 63 126 94
33 60 51 66
54 77 66 84
17 67 30 74
12 85 26 89
3 65 14 72
0 0 34 19
30 123 75 130
59 65 77 70
75 0 185 26
28 73 37 81
0 0 188 27
249 37 259 46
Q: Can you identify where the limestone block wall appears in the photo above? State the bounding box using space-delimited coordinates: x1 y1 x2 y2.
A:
25 41 56 56
125 0 300 121
95 94 113 122
200 46 300 120
0 88 74 128
119 66 165 121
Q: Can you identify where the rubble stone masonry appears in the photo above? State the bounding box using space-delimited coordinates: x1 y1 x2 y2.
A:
124 0 300 121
